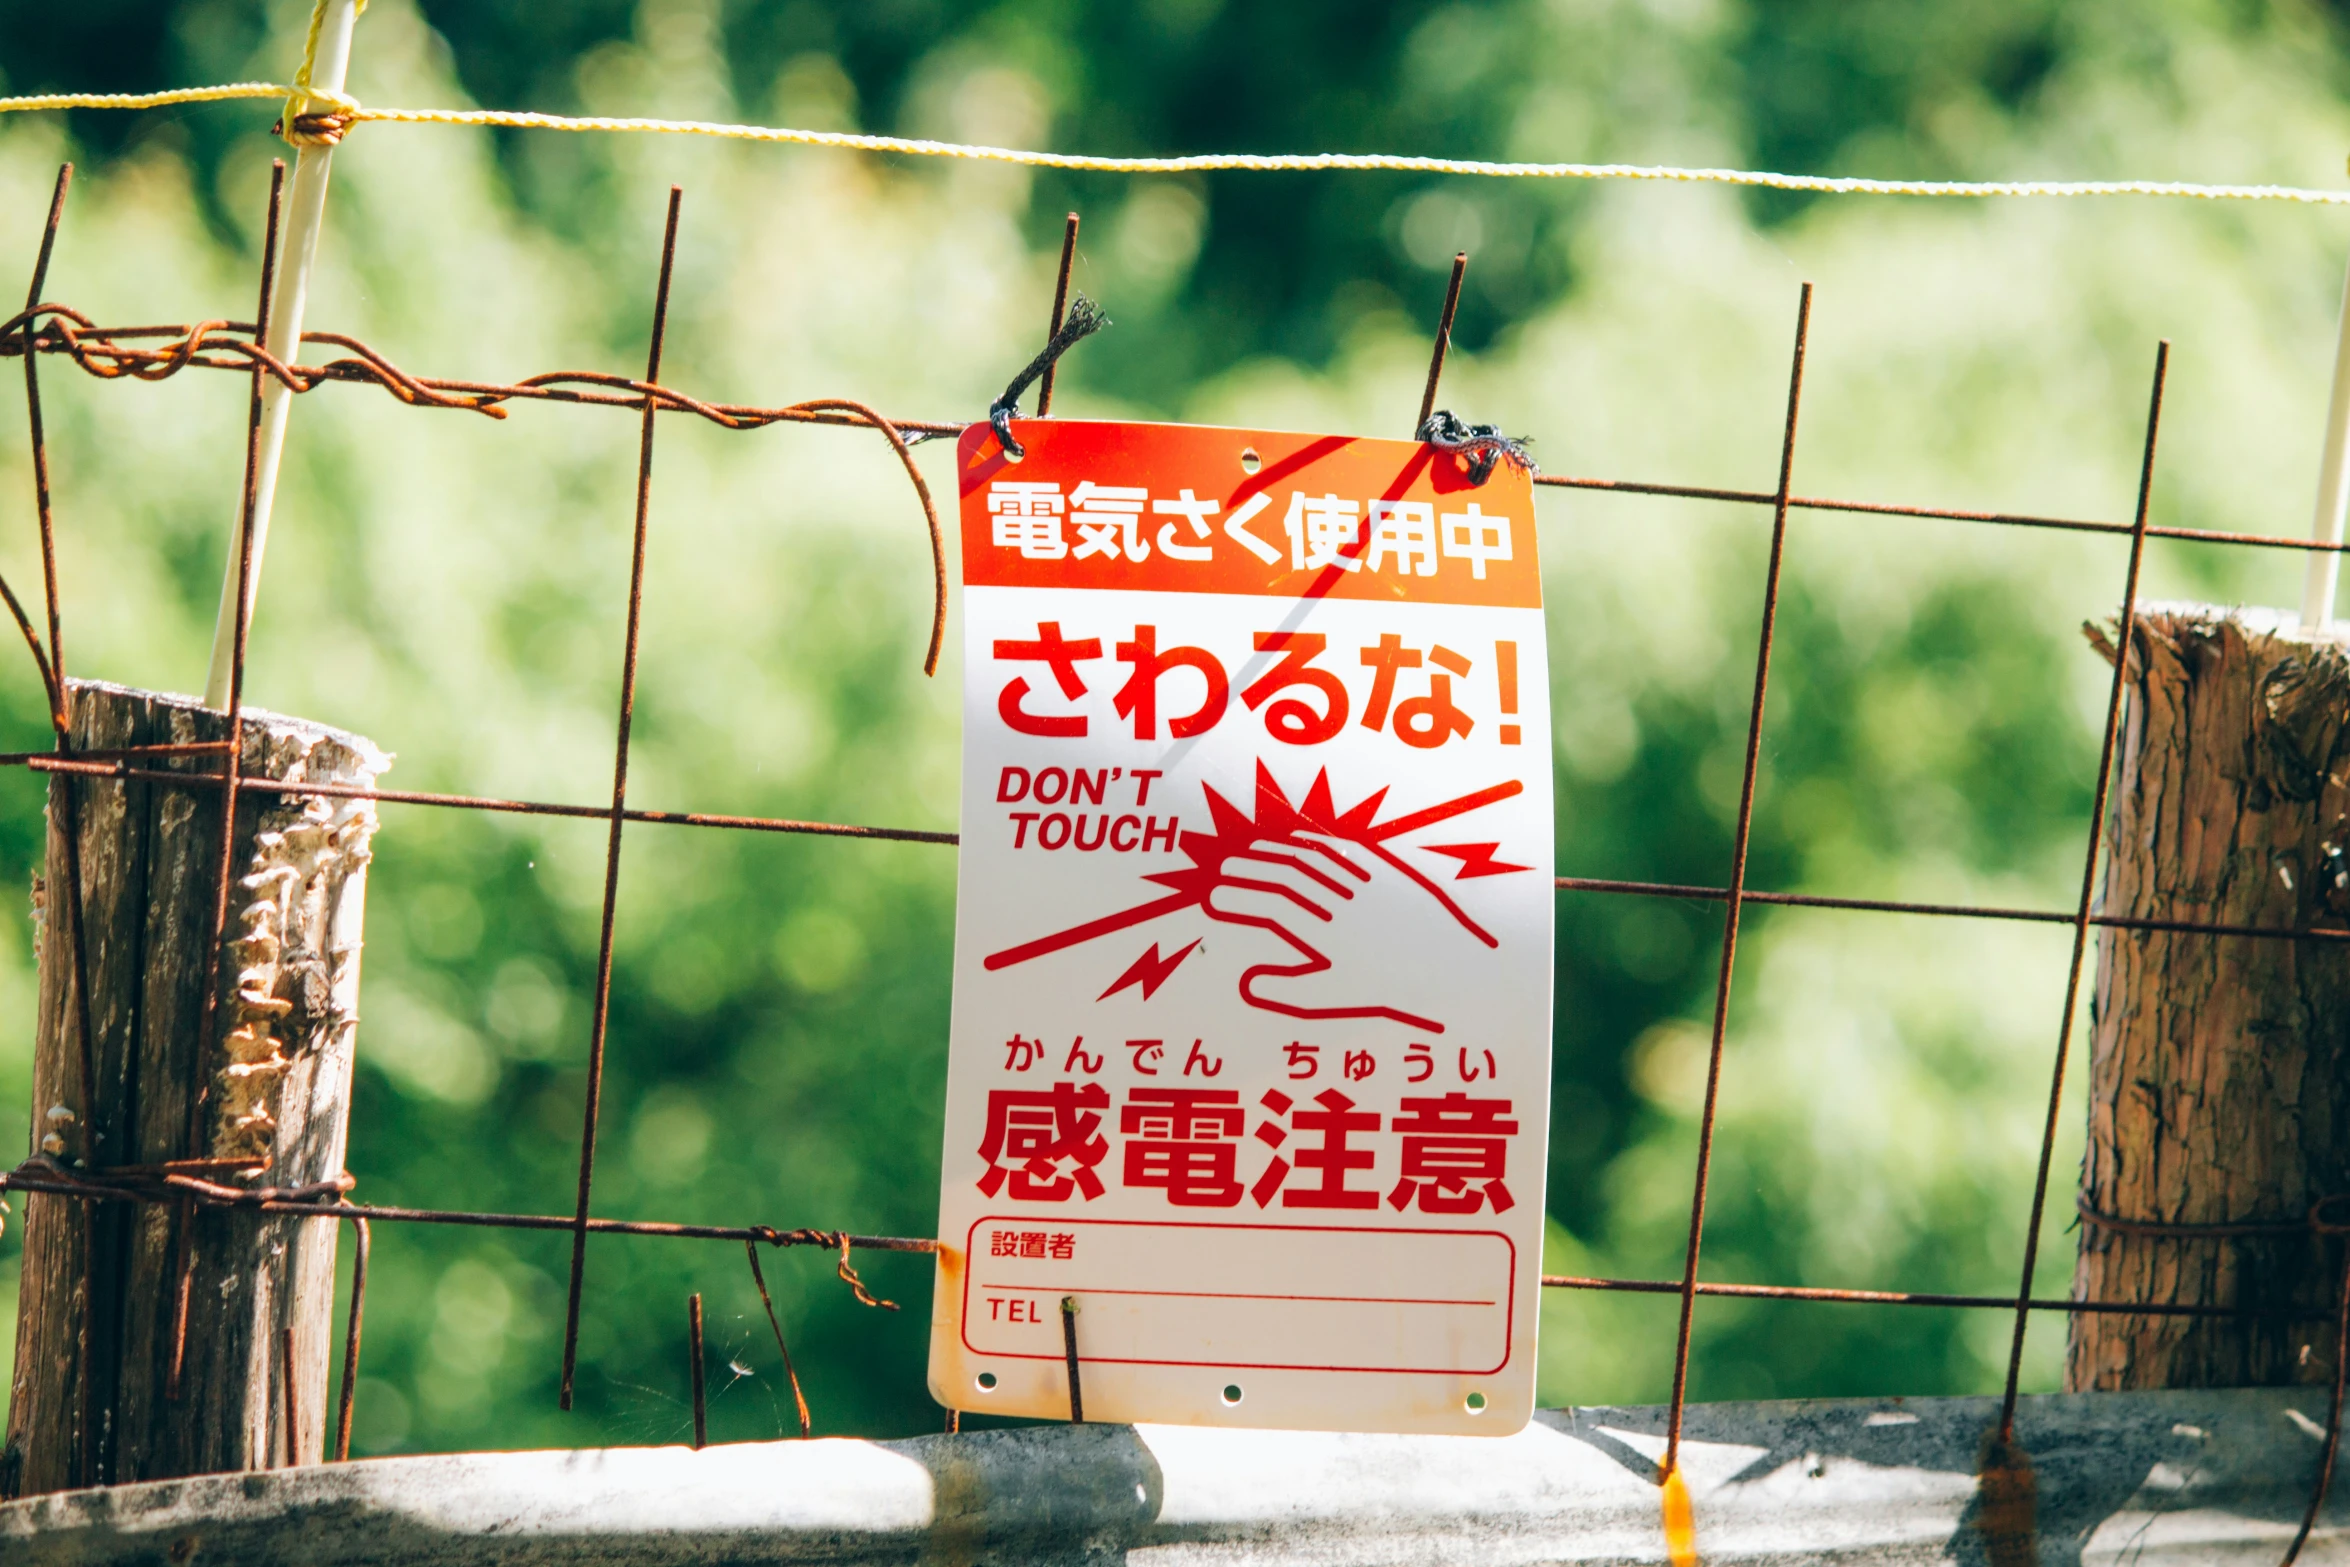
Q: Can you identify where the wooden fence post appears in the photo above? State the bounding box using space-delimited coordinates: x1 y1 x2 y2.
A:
2071 605 2350 1389
2 679 384 1494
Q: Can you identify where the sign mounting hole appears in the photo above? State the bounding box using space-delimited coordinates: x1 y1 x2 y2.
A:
1220 1383 1244 1406
1464 1391 1487 1413
976 1372 999 1391
1238 447 1261 474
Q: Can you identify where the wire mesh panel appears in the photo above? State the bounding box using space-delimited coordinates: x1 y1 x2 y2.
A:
1 148 2345 1556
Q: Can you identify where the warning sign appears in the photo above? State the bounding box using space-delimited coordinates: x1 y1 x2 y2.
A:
928 420 1552 1435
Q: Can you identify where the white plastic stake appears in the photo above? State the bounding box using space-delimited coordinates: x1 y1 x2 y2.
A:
2299 251 2350 638
201 0 363 708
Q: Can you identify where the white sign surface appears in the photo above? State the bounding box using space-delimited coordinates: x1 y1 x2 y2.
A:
930 419 1553 1435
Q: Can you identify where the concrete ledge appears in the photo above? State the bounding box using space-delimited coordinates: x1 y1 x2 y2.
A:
3 1387 2343 1564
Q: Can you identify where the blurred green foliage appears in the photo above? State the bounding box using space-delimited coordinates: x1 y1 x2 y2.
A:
0 0 2345 1454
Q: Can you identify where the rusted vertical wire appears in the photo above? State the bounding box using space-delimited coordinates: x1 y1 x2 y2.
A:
1060 1295 1083 1423
21 154 110 1492
1035 212 1079 417
1996 341 2170 1440
2281 1247 2350 1566
25 165 68 688
1662 282 1812 1479
20 166 98 1151
279 1323 298 1467
559 186 683 1410
742 1240 811 1437
687 1292 706 1449
1415 252 1468 436
333 1213 368 1460
169 157 287 1401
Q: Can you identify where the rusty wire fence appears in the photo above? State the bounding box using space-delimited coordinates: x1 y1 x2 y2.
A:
0 151 2344 1548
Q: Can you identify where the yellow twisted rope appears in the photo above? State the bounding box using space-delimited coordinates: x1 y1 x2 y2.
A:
0 84 294 113
1 82 2345 204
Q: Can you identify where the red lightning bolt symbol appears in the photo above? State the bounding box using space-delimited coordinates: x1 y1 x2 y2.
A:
1096 939 1202 1001
1424 841 1533 880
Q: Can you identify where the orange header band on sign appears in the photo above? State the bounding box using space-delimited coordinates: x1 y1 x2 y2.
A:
959 420 1542 610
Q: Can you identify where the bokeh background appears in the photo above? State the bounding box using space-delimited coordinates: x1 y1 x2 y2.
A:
0 0 2346 1453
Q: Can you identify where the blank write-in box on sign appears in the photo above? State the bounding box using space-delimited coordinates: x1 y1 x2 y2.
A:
961 1217 1515 1375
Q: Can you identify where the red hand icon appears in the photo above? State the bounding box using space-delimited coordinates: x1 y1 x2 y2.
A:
1203 829 1499 1034
982 764 1526 1032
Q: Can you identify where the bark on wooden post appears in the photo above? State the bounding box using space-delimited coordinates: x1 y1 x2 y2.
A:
2071 604 2350 1390
2 679 384 1495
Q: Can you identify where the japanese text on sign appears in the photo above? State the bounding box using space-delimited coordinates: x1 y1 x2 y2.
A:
932 419 1553 1437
